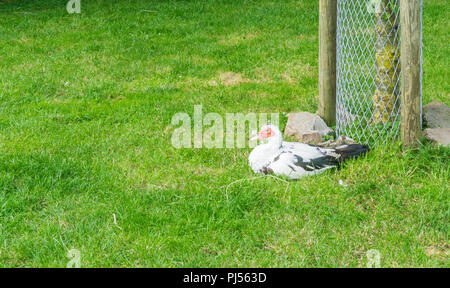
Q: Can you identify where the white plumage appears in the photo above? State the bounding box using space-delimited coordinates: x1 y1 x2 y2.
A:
248 124 368 179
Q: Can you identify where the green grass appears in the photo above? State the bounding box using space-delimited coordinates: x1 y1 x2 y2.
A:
0 0 448 267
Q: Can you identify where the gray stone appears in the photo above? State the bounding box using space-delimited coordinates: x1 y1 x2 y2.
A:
423 102 450 129
423 128 450 147
284 112 334 144
298 131 323 145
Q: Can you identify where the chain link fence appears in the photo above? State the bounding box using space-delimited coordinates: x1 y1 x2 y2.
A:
336 0 405 147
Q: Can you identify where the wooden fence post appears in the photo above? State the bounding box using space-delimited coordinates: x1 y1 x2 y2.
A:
318 0 337 126
401 0 422 146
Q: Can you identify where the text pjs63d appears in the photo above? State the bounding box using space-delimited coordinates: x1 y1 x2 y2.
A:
227 273 267 285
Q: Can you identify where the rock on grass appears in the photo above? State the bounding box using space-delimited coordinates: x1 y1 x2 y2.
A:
423 102 450 129
423 128 450 147
284 112 334 144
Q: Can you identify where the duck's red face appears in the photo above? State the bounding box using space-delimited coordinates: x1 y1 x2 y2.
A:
259 126 273 139
251 126 274 140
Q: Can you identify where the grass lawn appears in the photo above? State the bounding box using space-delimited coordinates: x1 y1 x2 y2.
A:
0 0 448 267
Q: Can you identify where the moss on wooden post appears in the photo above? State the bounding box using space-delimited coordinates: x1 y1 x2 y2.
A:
372 0 400 124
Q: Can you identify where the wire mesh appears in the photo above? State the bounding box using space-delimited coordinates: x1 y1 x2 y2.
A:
336 0 406 147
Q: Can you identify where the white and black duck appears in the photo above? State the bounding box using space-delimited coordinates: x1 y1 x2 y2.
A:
248 124 368 179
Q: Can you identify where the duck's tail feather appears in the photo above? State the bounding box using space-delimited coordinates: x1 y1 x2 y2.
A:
334 144 369 162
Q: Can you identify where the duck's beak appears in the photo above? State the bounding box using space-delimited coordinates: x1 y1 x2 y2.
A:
250 135 261 141
250 130 261 141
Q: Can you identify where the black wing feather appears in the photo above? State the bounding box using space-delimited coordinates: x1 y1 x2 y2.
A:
292 155 315 171
292 154 339 171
